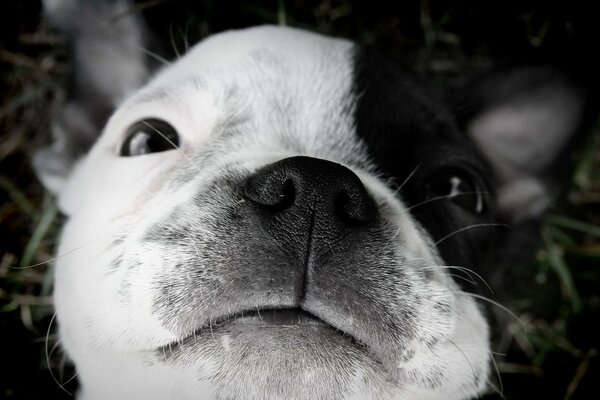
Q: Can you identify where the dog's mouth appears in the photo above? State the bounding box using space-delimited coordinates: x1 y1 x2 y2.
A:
159 307 363 353
209 308 325 326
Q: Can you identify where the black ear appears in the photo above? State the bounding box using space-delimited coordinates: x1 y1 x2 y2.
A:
34 0 153 194
454 66 587 223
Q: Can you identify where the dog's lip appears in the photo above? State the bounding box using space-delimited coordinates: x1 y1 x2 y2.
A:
215 308 325 326
160 307 361 350
192 307 328 333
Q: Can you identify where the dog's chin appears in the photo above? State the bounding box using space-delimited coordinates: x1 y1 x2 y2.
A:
153 309 385 399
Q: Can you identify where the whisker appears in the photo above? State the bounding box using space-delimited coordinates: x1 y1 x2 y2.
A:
183 20 191 53
447 273 477 286
58 352 67 383
451 306 506 397
407 191 489 211
45 311 73 395
48 338 63 367
394 161 422 195
44 268 134 390
447 338 479 396
209 317 216 341
141 120 203 176
488 351 505 398
423 264 494 294
454 291 524 329
136 45 171 67
434 223 508 246
169 22 182 59
256 307 262 321
10 232 131 270
60 359 80 387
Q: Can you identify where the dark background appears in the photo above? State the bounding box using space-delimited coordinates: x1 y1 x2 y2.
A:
1 1 599 399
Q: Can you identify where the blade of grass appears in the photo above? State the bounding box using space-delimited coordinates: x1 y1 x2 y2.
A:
0 301 20 312
19 203 58 269
546 214 600 238
0 82 53 120
542 227 582 313
0 174 38 219
547 225 576 247
278 0 287 26
574 120 599 190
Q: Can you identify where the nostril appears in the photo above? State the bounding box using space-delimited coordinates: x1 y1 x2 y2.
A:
244 177 296 212
334 188 378 224
272 179 296 212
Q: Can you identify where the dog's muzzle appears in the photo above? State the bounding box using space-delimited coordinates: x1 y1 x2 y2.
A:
149 154 443 369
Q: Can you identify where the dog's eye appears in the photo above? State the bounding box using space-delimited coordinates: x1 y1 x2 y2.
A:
425 169 485 213
120 119 180 156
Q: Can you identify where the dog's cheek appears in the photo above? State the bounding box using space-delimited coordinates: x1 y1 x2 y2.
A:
53 217 178 353
54 158 191 352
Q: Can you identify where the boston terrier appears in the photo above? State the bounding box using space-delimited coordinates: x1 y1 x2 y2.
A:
34 1 585 399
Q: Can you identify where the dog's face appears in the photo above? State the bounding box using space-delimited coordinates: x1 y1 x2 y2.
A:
53 26 491 400
42 23 583 400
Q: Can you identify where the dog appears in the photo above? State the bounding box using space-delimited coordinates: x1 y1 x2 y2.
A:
34 1 586 399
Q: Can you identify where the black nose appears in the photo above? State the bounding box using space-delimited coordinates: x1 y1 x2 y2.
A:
242 156 378 301
244 156 377 225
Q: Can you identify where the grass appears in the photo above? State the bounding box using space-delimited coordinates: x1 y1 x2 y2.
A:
0 1 599 399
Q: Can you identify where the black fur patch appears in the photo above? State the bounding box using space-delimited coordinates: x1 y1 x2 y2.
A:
351 46 499 280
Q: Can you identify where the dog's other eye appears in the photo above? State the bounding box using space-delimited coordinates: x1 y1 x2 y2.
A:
425 169 485 213
120 119 180 156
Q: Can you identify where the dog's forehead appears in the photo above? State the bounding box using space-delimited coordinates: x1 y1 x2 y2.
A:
141 26 353 96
